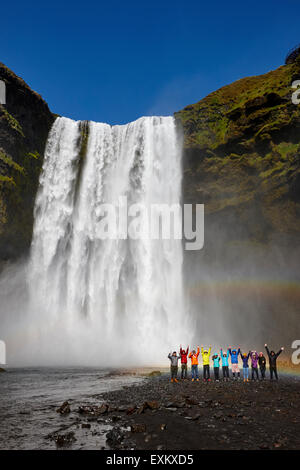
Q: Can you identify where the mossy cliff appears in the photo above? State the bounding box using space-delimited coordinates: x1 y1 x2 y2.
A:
0 63 55 260
175 57 300 248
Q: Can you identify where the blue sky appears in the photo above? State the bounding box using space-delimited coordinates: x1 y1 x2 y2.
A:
1 0 300 124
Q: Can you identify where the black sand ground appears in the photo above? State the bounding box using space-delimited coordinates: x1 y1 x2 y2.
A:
53 373 300 450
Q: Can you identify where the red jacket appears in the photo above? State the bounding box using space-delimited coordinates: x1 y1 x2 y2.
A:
180 346 189 364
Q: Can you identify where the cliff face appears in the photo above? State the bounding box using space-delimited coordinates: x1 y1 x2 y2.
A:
0 60 300 262
175 58 300 248
0 63 55 260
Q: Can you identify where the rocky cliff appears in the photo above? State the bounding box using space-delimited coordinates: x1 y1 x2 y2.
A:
175 57 300 250
0 58 300 263
0 63 55 261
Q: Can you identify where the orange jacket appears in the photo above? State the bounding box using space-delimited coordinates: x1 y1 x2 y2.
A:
189 347 200 365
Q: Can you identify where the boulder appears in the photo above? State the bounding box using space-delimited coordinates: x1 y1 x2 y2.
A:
56 401 71 415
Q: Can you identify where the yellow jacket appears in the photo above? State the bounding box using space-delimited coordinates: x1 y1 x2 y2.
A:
201 347 211 366
189 347 200 365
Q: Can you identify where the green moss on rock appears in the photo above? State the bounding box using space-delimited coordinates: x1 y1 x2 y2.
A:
0 105 24 137
0 62 55 260
175 58 300 244
0 150 25 174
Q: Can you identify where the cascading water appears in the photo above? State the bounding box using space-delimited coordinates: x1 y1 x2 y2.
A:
23 115 189 366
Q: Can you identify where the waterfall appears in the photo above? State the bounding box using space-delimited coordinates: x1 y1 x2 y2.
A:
25 116 189 366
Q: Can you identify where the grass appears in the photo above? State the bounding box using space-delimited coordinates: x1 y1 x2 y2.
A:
0 150 25 174
0 105 24 137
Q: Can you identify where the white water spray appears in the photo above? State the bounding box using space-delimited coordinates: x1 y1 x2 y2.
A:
14 116 190 366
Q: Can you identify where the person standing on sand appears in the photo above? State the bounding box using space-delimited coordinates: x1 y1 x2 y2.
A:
239 350 250 382
201 346 211 382
220 348 230 381
229 346 241 379
188 347 200 382
265 344 284 380
179 345 189 380
168 351 181 383
258 352 267 379
250 351 259 380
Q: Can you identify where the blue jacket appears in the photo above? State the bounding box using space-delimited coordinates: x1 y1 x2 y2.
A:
212 355 220 368
220 349 229 367
240 351 250 368
229 348 240 364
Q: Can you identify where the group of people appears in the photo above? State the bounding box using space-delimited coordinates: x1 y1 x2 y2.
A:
168 344 284 382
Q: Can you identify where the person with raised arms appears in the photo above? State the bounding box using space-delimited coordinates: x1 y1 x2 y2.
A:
179 344 189 380
258 351 267 380
265 344 284 380
168 351 181 383
229 346 241 380
239 349 250 382
201 345 212 382
220 348 230 381
188 347 200 382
